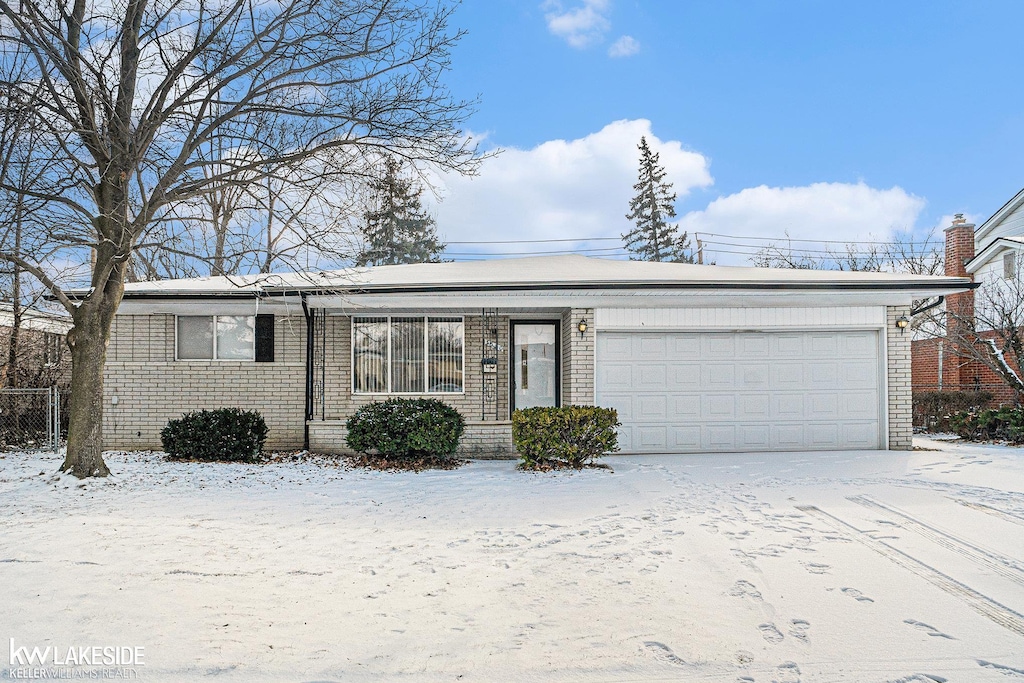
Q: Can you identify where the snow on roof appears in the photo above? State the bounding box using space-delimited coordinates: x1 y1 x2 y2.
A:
112 254 972 297
0 302 73 334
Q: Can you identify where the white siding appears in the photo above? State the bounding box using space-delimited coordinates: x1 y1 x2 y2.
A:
978 199 1024 254
595 306 886 330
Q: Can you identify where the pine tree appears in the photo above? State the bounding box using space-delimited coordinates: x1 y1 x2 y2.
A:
623 136 694 263
357 157 446 266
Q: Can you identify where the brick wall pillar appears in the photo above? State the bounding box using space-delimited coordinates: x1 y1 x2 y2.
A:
887 305 913 450
561 308 594 406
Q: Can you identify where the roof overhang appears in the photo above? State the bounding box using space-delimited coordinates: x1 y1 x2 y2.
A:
975 186 1024 246
965 236 1024 273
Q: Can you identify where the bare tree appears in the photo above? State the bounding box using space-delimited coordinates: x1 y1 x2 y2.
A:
0 0 479 477
943 266 1024 401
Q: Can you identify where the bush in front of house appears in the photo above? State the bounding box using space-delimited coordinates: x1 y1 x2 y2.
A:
913 390 993 431
161 408 269 462
345 398 465 459
512 405 620 469
950 405 1024 443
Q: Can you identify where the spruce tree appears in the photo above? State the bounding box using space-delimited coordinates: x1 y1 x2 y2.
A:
623 136 694 263
357 157 446 266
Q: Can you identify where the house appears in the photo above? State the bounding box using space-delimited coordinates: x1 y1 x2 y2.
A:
0 302 72 388
911 194 1024 405
99 255 971 456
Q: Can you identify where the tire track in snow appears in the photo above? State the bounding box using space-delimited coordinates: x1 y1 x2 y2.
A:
796 505 1024 638
951 498 1024 528
848 495 1024 588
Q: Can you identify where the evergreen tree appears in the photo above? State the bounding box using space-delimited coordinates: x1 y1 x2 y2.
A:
357 157 446 266
622 136 694 263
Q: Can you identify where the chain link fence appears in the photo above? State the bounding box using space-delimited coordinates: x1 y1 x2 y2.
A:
0 387 62 452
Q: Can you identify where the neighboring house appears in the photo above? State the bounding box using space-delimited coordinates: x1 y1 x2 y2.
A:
93 255 969 456
0 302 72 388
911 194 1024 405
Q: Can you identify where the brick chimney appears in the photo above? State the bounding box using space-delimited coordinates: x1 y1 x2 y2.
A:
943 213 976 390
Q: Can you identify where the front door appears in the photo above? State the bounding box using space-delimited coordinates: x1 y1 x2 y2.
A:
511 322 559 410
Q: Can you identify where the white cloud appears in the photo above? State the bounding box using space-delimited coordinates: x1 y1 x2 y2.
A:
544 0 611 49
430 119 713 248
608 35 640 58
677 182 927 264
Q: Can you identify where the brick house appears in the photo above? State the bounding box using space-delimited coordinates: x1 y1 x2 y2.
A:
911 191 1024 406
93 255 971 456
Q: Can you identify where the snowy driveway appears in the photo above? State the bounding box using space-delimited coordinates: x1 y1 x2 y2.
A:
1 438 1023 682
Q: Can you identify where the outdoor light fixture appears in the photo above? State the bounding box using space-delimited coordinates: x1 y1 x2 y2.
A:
577 318 588 337
896 316 910 334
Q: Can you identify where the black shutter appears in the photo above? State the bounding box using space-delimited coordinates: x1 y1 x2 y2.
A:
255 314 275 362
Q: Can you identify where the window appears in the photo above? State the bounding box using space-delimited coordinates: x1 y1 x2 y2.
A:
1004 251 1018 280
353 316 463 393
177 315 255 360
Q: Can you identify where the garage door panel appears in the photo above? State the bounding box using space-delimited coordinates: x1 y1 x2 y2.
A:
669 335 701 359
635 364 668 390
636 426 668 450
636 394 667 420
738 424 771 449
671 426 701 449
704 425 736 450
705 394 735 419
668 364 701 390
703 364 736 389
637 335 667 359
843 422 879 448
738 363 770 389
601 334 633 360
670 395 700 420
596 330 881 453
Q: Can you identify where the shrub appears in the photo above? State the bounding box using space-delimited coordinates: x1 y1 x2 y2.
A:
950 405 1024 443
512 405 620 469
345 398 465 459
161 408 268 462
913 390 992 431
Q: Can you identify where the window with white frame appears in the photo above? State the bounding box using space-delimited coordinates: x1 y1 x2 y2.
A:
1004 250 1018 280
176 315 255 360
352 316 464 393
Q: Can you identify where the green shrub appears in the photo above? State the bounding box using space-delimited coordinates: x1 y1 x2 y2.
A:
950 405 1024 443
345 398 465 459
161 408 268 462
512 405 620 469
913 390 992 431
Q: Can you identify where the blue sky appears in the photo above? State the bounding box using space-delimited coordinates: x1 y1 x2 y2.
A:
427 1 1024 263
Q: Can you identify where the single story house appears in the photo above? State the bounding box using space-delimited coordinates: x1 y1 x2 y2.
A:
101 255 971 456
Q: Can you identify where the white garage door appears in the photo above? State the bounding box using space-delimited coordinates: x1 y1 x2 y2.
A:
596 330 882 453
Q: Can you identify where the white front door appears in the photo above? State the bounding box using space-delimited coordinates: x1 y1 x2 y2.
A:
595 330 882 453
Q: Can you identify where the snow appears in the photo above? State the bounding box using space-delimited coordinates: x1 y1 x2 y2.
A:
2 438 1023 681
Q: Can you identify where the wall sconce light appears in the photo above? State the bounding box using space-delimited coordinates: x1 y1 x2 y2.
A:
895 316 909 334
577 318 588 337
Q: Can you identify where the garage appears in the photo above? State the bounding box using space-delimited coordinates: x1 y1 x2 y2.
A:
595 330 882 453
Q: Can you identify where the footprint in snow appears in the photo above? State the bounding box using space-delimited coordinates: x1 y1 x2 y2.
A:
729 579 763 601
773 661 801 683
801 562 830 574
642 641 687 667
885 675 947 683
788 619 810 642
758 623 784 644
903 619 955 639
840 587 874 603
977 660 1024 676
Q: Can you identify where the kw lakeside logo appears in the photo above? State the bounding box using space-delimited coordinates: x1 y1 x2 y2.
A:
9 639 144 680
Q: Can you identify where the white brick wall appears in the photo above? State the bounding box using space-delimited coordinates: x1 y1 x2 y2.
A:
887 305 912 450
103 314 307 451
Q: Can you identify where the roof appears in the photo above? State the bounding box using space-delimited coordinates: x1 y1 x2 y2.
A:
106 255 974 299
965 235 1024 273
975 185 1024 245
0 302 73 334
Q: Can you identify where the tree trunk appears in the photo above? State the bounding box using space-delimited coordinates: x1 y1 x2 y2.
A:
60 230 126 478
61 302 116 477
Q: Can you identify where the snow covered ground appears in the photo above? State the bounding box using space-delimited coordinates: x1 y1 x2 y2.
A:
2 437 1023 682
